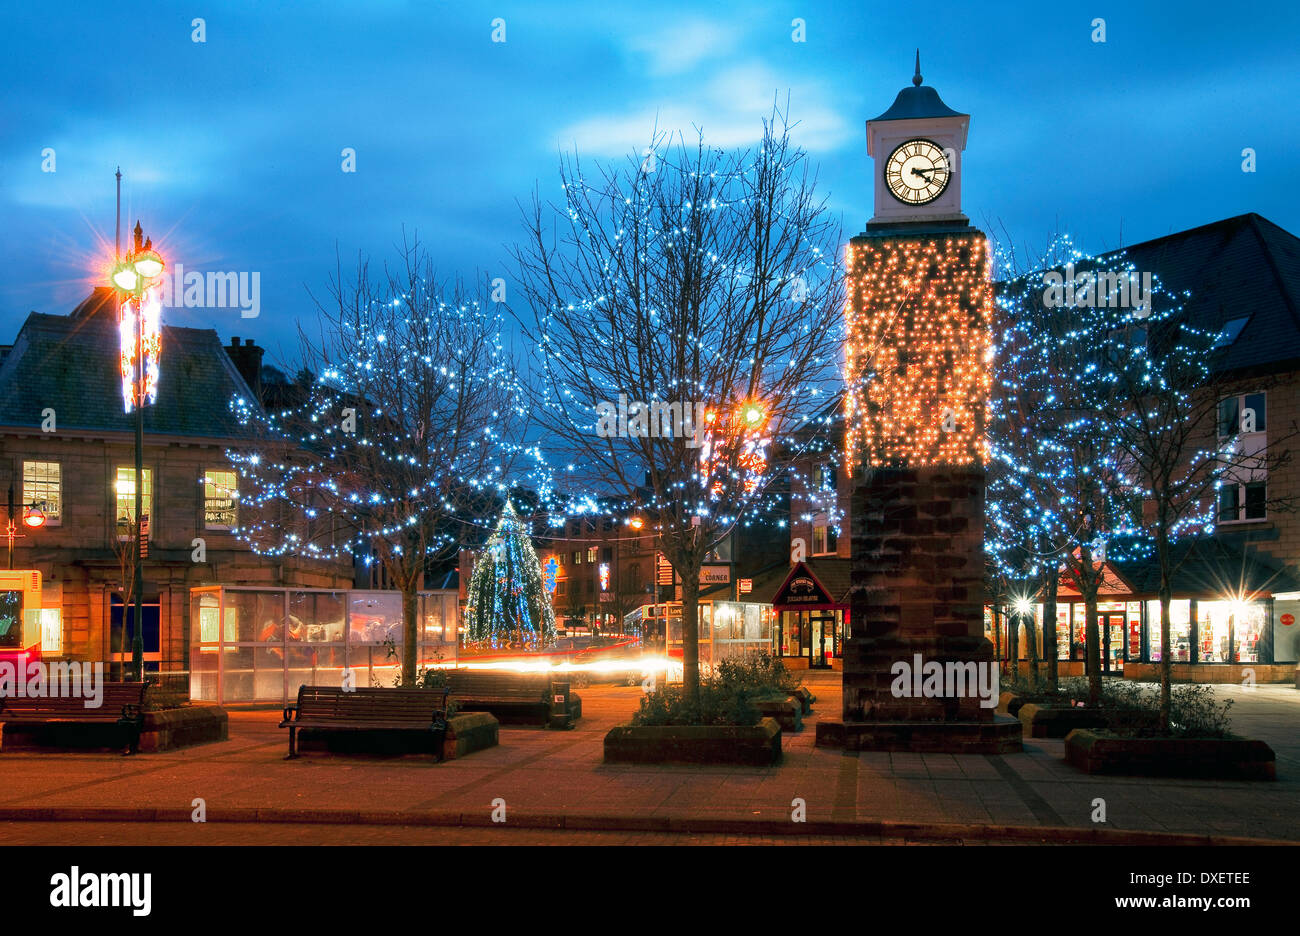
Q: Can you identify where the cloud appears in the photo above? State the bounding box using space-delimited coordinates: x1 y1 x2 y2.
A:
552 63 854 156
625 18 740 75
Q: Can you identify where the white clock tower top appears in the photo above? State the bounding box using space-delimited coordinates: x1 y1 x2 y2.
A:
866 52 970 229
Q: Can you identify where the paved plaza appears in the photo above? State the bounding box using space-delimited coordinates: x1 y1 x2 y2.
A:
0 671 1296 845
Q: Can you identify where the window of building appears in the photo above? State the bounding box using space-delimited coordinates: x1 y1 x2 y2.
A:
572 551 582 565
1146 600 1192 663
600 546 612 563
1219 480 1267 523
555 580 568 597
204 469 238 530
587 547 598 563
811 463 835 491
1217 391 1268 524
812 524 838 556
115 467 154 532
22 461 61 524
1218 392 1266 438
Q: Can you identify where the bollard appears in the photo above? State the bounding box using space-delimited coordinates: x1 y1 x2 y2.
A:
549 680 572 730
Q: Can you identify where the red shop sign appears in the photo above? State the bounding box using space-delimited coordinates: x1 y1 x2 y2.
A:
1282 613 1296 627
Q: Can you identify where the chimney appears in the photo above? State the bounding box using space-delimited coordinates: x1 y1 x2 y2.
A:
225 336 264 401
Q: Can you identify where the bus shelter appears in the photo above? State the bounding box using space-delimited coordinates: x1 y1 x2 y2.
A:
190 586 459 704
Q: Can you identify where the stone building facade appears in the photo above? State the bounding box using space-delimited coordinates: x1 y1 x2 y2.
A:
0 288 353 679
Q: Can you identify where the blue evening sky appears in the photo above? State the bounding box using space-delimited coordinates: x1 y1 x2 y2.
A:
3 0 1297 368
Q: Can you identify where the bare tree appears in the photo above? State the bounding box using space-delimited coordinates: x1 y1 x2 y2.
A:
230 236 522 682
1094 303 1297 730
990 232 1138 704
513 108 844 705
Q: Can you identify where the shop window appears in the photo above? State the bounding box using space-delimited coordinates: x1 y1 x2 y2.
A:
204 469 238 530
22 461 62 525
1233 602 1267 663
1147 599 1192 662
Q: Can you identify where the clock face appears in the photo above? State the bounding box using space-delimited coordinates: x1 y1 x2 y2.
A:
885 139 951 205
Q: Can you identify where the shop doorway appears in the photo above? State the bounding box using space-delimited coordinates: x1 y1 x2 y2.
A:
810 614 835 669
1100 612 1126 673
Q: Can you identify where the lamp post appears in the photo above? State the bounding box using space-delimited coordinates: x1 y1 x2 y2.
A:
4 483 46 569
109 221 164 682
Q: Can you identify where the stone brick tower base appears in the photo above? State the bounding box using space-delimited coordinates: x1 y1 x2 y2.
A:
815 466 1021 753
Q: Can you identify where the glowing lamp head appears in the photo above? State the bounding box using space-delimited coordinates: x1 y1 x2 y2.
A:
23 506 46 529
111 261 139 292
1012 595 1034 618
132 248 164 280
628 516 645 531
742 403 765 427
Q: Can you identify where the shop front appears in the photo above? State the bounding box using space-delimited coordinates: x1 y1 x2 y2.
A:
985 540 1300 682
768 560 849 670
629 599 773 667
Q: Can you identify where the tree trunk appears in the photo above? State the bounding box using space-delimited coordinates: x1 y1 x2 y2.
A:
1042 585 1058 692
1085 592 1101 706
1024 603 1040 688
402 583 418 685
1008 603 1020 676
680 568 702 709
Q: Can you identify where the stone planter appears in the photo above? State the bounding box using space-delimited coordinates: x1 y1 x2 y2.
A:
1064 729 1276 780
996 691 1023 717
604 717 781 765
1017 703 1107 738
442 712 498 760
1 703 228 753
754 697 802 731
138 703 228 752
791 686 815 715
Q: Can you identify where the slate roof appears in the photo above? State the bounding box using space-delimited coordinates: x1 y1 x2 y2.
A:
756 558 853 606
1002 213 1300 375
1101 213 1300 374
0 287 261 438
1107 536 1300 598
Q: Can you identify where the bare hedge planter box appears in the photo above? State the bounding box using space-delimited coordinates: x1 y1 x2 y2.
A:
604 717 782 765
1018 703 1107 738
1064 730 1276 780
754 697 802 731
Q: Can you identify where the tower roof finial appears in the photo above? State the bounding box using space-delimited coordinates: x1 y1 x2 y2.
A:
913 49 922 86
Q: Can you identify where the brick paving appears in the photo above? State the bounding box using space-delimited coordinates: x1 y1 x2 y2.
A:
0 671 1296 845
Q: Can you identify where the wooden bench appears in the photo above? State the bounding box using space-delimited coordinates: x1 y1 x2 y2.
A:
0 680 147 755
445 671 580 727
279 686 449 759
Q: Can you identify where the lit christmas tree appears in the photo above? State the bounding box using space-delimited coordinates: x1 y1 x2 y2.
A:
464 501 556 649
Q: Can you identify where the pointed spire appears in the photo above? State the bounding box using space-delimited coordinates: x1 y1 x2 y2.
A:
913 49 923 86
133 220 144 253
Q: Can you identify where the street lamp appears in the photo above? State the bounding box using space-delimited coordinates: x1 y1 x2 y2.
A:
109 220 165 682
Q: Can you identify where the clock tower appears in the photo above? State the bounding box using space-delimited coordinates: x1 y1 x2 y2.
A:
867 52 970 228
819 55 1022 754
